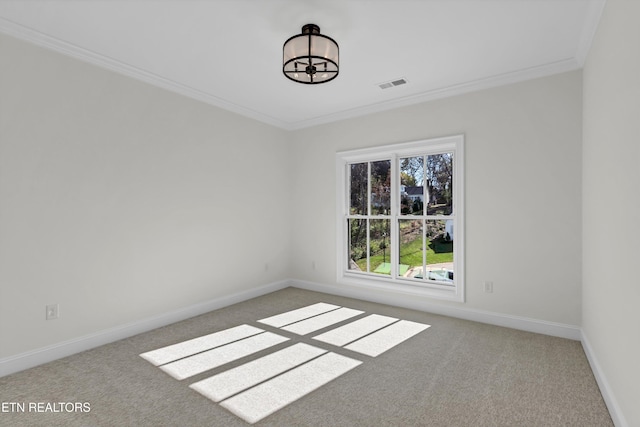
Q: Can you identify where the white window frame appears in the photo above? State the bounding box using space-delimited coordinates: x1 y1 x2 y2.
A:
336 135 465 302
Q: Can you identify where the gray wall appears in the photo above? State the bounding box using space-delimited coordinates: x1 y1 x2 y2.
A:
290 71 583 326
0 34 291 358
583 0 640 425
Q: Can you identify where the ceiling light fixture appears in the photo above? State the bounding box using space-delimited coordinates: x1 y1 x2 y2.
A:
283 24 339 84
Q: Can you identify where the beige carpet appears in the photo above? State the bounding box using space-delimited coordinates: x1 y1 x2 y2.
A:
0 287 613 426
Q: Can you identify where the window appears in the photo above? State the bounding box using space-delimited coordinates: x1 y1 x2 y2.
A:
336 135 464 301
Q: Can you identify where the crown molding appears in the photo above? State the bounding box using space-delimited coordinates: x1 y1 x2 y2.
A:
0 14 591 132
0 17 290 130
285 58 582 130
575 0 608 66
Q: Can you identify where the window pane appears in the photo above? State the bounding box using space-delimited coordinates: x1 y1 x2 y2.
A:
399 156 424 215
425 220 454 283
370 160 391 215
425 153 453 215
369 219 391 275
399 219 423 278
348 219 367 272
349 163 368 215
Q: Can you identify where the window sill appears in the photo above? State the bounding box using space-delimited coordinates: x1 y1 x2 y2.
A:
338 272 464 302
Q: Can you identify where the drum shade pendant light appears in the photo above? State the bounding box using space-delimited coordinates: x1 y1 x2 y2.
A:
283 24 339 84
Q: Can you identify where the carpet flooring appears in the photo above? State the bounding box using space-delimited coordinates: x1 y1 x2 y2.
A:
0 287 613 426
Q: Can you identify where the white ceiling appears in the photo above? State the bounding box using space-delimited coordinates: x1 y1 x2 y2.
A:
0 0 605 130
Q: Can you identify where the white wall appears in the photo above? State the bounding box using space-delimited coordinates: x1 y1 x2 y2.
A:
0 26 586 371
290 71 583 326
582 0 640 425
0 34 290 359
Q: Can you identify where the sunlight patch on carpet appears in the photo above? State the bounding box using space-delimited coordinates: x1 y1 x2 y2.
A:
160 332 289 380
141 302 430 423
190 343 327 402
220 352 362 424
281 307 364 335
139 324 264 366
344 320 430 357
312 314 399 347
257 302 339 328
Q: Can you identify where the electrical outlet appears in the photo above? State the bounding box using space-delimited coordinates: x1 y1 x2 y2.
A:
46 304 59 320
483 281 494 293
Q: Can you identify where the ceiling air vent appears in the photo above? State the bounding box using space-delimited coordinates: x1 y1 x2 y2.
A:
378 78 408 89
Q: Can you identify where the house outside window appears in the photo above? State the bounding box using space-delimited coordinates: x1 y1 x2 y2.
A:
336 135 465 301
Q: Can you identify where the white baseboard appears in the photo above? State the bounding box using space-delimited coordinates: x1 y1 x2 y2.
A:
0 280 290 378
297 279 626 423
581 331 628 427
0 277 583 375
291 279 582 340
2 278 624 424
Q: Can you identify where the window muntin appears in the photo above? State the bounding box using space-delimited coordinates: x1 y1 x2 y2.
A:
337 136 464 301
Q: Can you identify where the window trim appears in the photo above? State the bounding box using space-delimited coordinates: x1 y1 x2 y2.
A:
335 135 465 302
